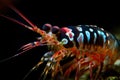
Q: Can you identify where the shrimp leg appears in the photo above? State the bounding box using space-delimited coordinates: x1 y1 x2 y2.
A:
23 51 54 80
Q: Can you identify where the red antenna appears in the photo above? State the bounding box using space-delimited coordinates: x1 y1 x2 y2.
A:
9 5 36 28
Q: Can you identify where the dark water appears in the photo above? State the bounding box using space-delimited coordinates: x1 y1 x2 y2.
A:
0 0 120 80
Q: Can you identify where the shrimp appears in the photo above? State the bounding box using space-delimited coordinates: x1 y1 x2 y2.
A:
0 4 120 80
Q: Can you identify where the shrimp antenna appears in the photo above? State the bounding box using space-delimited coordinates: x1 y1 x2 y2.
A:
9 5 36 28
0 4 46 63
0 51 25 63
0 14 33 31
7 4 46 36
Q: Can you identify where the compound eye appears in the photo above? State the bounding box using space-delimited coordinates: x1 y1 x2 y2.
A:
42 23 52 32
52 26 60 34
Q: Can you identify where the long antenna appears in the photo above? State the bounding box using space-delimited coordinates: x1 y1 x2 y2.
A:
9 5 36 28
0 14 33 30
1 4 47 36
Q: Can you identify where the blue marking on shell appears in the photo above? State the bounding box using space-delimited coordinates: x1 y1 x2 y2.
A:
97 30 106 43
61 38 68 45
89 28 94 32
76 27 82 32
77 33 84 43
101 32 106 43
85 31 90 42
94 32 97 44
85 25 89 27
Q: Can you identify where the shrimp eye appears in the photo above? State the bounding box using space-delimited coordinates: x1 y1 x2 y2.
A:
42 23 52 32
52 26 60 34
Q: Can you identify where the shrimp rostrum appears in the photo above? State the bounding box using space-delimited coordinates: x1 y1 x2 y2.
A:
0 4 120 80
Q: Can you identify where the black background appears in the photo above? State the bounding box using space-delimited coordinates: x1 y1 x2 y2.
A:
0 0 120 80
